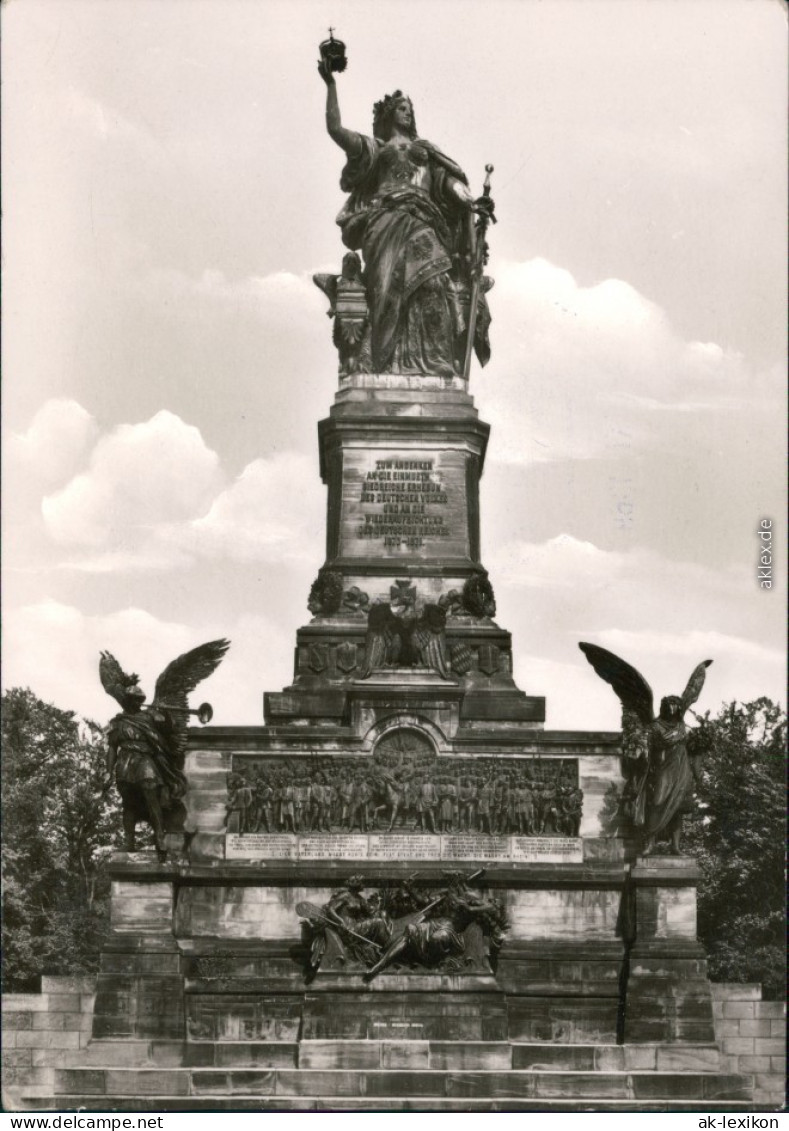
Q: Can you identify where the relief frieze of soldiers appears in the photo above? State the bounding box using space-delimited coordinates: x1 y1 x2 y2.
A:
226 729 582 838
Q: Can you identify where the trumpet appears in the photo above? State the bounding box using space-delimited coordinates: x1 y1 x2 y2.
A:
157 701 214 725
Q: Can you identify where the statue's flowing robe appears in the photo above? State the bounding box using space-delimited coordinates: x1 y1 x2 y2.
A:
644 719 694 836
337 136 490 375
108 709 187 802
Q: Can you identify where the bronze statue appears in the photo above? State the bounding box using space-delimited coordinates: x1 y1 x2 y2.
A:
100 639 230 860
364 870 507 979
579 642 712 855
297 875 391 974
297 871 506 979
317 45 494 377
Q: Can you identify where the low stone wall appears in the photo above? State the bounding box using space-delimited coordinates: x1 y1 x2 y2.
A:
2 976 96 1105
711 984 785 1109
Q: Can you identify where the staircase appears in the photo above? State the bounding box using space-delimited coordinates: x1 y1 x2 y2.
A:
18 1039 754 1112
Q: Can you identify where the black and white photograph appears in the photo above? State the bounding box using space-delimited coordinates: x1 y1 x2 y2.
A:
2 0 786 1116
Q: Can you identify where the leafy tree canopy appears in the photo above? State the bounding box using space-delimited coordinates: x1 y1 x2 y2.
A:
685 697 786 998
1 687 124 989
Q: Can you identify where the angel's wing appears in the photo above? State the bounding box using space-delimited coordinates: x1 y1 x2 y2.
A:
296 901 329 921
578 642 654 726
99 651 138 708
153 639 230 710
312 273 338 315
681 659 713 713
360 604 395 678
413 605 450 679
151 639 229 764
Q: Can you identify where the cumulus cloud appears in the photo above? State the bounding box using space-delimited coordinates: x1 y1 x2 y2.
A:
5 399 99 489
485 258 765 465
1 600 293 726
180 452 324 564
35 408 323 572
138 265 325 325
495 534 785 727
42 410 222 550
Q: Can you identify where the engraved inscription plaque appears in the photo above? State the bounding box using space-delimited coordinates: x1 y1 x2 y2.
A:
368 834 441 860
511 837 583 863
224 833 583 863
298 834 370 859
226 834 297 860
440 834 511 861
340 449 469 560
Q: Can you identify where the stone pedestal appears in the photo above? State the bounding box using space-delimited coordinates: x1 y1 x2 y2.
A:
48 374 755 1111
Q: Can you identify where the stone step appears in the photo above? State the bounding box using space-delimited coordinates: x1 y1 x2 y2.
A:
29 1066 753 1102
78 1040 299 1069
16 1094 758 1114
298 1040 723 1073
73 1039 722 1073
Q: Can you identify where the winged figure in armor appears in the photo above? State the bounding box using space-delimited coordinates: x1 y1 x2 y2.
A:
579 642 712 856
99 639 230 861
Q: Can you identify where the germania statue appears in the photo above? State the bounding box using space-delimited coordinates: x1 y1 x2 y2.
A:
315 33 495 378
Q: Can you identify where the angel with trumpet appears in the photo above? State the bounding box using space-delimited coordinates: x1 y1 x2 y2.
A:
99 639 229 861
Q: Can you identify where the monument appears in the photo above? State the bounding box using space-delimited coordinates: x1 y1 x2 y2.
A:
23 36 755 1111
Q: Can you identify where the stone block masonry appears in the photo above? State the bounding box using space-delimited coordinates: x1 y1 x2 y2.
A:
2 971 781 1111
2 977 96 1105
711 984 786 1109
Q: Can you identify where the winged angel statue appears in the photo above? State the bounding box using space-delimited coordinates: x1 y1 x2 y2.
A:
100 640 230 860
579 643 712 856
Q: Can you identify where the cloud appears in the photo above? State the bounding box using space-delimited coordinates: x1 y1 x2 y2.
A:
42 409 223 555
496 534 785 727
180 452 324 564
5 399 99 490
485 258 768 465
1 599 291 727
36 408 324 572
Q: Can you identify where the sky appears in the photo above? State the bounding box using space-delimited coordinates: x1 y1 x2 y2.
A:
2 0 786 732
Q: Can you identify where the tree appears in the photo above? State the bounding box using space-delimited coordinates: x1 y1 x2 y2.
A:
1 688 125 989
685 698 786 998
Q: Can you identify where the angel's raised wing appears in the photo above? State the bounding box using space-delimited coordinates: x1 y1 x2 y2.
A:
578 642 655 727
680 659 713 713
99 651 139 708
152 639 230 763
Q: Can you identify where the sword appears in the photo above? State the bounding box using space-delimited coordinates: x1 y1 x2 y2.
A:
295 902 383 951
462 164 495 380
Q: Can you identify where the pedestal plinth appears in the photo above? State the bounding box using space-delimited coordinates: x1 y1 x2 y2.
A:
69 374 754 1109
